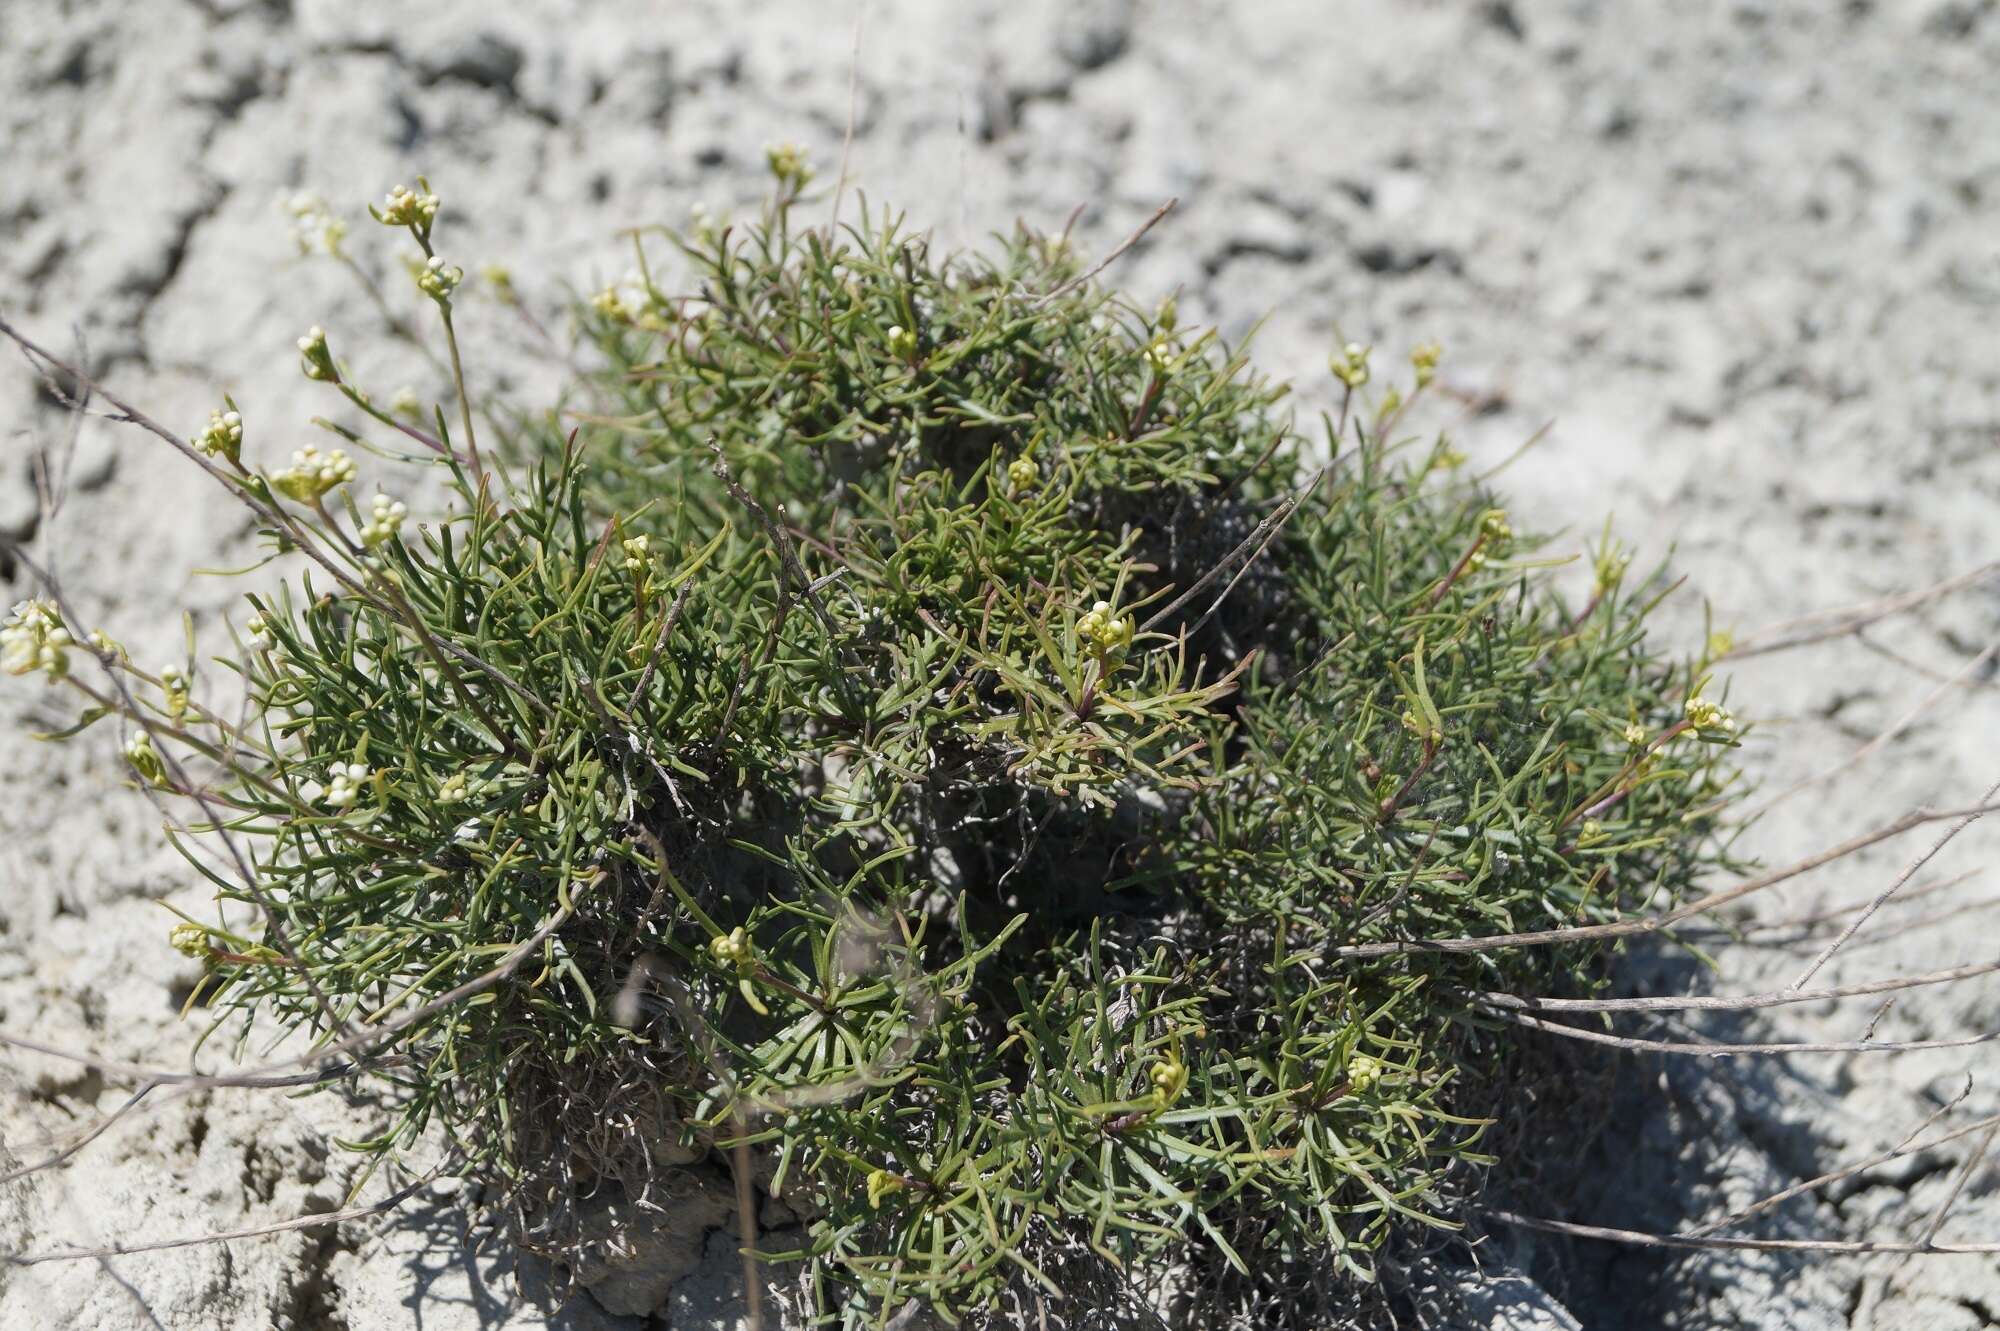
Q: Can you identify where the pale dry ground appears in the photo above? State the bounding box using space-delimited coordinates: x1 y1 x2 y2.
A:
2 1 1998 1327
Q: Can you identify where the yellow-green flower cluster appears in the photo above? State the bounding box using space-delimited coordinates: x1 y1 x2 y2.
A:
272 444 356 503
708 925 755 973
1006 456 1038 494
885 324 918 362
168 921 211 959
1684 695 1734 735
1468 508 1513 570
1400 708 1443 745
193 407 243 462
125 730 165 785
1346 1052 1384 1093
377 183 440 229
1 598 71 680
297 325 335 382
1410 340 1442 387
360 493 408 548
1594 545 1630 596
416 255 464 304
709 926 769 1013
159 663 190 721
1332 340 1372 389
866 1168 903 1210
1077 599 1134 661
621 534 651 574
1146 1053 1188 1109
765 142 812 189
437 772 485 806
282 191 347 257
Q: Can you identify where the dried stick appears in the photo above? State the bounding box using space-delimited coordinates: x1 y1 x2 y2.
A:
1481 1004 1999 1058
1740 641 1999 823
1032 199 1178 307
0 1086 154 1187
1334 798 2000 960
1723 561 1999 660
1913 1122 2000 1251
0 886 579 1092
4 1176 432 1266
1683 1098 1989 1238
1470 957 2000 1016
1789 773 2000 990
1486 1209 2000 1256
1139 480 1313 635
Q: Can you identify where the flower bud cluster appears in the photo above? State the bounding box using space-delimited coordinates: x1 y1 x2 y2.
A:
322 761 371 810
1146 1053 1188 1109
169 921 211 959
272 444 356 503
159 663 190 721
1332 341 1372 389
417 255 464 304
193 407 243 462
377 183 440 229
1077 600 1134 661
621 534 651 574
1684 695 1735 734
765 142 812 189
709 926 755 973
125 730 165 785
437 772 486 806
1 599 71 680
282 191 347 257
360 494 408 548
1410 341 1442 387
297 326 335 382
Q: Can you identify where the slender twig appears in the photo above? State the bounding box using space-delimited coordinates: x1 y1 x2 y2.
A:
826 3 866 240
1031 199 1178 307
4 1175 432 1266
1140 481 1312 635
0 887 580 1091
1722 561 2000 660
1335 799 2000 960
1789 774 2000 990
1487 1209 2000 1255
1913 1122 2000 1251
1741 641 1999 822
1469 957 2000 1016
1683 1097 1989 1238
1481 1004 1999 1058
0 1085 154 1187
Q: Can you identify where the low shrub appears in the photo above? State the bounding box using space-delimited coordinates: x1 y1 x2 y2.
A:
5 165 1744 1327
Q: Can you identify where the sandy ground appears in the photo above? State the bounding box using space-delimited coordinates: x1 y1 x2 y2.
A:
3 1 1999 1327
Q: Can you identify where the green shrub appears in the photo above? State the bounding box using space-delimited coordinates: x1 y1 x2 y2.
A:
8 167 1743 1326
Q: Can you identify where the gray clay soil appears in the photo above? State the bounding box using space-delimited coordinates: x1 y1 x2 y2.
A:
3 3 1999 1328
